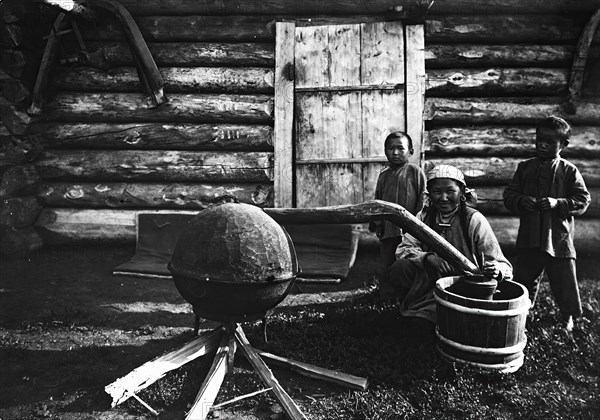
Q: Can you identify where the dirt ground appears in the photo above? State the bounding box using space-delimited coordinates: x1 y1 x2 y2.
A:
0 244 598 419
0 244 384 420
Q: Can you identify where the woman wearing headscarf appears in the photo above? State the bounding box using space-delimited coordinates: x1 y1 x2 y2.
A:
388 165 513 325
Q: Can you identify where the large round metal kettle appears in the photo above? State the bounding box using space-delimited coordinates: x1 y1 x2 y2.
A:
168 202 299 322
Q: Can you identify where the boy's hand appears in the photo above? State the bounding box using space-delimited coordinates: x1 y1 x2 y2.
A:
521 196 537 212
424 254 453 276
537 197 558 210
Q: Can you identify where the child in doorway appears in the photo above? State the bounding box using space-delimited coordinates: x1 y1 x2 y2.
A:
389 165 512 325
372 131 426 285
503 116 591 331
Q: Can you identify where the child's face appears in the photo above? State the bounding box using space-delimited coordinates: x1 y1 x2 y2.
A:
385 136 412 166
536 127 565 159
428 178 463 214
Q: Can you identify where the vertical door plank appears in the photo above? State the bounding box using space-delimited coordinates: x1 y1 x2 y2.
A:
296 92 324 160
296 164 326 207
361 89 406 158
405 24 425 165
295 26 329 89
328 24 361 88
323 91 362 159
297 163 363 207
326 163 363 206
361 22 405 86
296 91 361 160
274 21 296 208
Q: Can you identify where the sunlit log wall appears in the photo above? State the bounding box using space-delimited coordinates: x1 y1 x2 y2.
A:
29 1 600 255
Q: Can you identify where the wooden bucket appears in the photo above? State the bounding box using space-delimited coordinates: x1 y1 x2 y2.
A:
434 276 531 373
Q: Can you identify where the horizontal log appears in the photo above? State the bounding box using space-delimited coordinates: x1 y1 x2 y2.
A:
36 150 273 182
41 92 274 123
35 208 137 244
80 15 275 42
487 216 600 258
426 68 567 97
111 0 600 16
0 164 39 198
0 136 43 165
34 208 600 255
428 0 600 15
86 41 274 67
80 14 600 44
474 186 600 219
37 181 274 208
33 123 273 151
425 126 600 157
425 15 599 44
425 45 577 69
0 225 43 258
55 66 572 97
0 196 42 228
426 157 600 187
54 66 275 93
60 45 598 97
424 98 600 125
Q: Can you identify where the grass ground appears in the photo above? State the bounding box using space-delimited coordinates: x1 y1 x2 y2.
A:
0 245 599 419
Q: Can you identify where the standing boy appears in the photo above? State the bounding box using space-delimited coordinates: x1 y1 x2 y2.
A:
373 131 426 285
503 116 591 331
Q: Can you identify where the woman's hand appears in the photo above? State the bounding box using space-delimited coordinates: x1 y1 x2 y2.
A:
424 254 454 276
483 261 501 280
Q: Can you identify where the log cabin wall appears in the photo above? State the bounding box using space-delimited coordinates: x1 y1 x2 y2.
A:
422 1 600 256
29 0 600 256
1 1 45 258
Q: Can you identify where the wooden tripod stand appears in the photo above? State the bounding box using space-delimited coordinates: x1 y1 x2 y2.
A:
105 323 367 420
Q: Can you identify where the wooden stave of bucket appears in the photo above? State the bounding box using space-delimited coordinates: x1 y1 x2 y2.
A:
434 276 531 373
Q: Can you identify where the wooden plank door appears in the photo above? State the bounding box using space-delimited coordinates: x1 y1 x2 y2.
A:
273 21 425 208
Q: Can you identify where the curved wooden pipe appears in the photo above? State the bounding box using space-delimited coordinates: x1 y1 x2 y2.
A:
264 200 481 276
